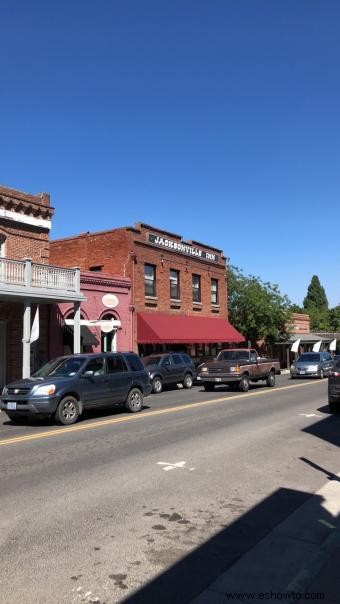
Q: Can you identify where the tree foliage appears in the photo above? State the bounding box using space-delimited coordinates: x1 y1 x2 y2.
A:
329 305 340 332
227 266 291 347
303 275 330 331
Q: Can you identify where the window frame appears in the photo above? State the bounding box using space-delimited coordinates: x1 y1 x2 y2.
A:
192 274 201 303
211 278 219 305
170 269 180 300
144 263 157 297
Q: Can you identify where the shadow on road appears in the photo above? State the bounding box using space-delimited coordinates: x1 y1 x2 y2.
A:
303 403 340 448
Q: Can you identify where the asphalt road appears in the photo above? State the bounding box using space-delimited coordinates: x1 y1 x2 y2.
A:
1 376 339 604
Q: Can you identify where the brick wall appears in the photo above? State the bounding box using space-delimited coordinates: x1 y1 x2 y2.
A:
51 271 132 356
51 224 229 352
50 228 133 275
0 185 54 263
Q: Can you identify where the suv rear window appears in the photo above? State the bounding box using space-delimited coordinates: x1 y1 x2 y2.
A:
180 354 192 364
126 354 144 372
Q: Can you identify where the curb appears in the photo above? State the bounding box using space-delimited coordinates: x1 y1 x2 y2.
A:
191 475 340 604
285 526 340 594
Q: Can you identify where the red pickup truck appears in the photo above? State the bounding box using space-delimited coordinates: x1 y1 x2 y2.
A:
198 348 281 392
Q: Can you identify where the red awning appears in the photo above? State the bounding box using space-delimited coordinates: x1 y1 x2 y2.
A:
137 312 244 344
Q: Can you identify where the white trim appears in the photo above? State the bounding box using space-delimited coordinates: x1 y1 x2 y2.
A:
0 208 51 230
65 319 121 328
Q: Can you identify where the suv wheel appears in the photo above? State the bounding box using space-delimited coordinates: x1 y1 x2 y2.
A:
183 374 193 389
125 388 143 413
152 377 163 394
55 396 79 425
238 375 250 392
319 369 324 379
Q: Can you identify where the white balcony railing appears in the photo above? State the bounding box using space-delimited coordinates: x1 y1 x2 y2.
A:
0 258 80 293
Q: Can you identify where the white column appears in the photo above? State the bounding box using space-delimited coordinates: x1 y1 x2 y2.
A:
73 301 81 353
22 300 31 378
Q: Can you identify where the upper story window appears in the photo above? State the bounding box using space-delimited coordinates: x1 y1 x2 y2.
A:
144 263 156 297
192 274 201 303
0 236 6 258
170 269 180 300
211 278 219 304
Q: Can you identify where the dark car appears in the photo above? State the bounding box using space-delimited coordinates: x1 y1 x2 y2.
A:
0 352 152 425
142 352 196 393
290 352 334 379
328 358 340 412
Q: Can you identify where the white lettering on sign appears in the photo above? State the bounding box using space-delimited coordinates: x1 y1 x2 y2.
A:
149 234 218 262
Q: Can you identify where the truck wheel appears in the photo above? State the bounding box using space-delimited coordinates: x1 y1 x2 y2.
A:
329 397 340 413
204 383 215 392
152 377 163 394
183 374 193 389
55 396 79 425
238 375 249 392
125 388 143 413
266 371 276 387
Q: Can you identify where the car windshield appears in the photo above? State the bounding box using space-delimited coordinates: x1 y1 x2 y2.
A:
297 354 320 363
142 355 162 366
217 351 250 361
32 357 87 378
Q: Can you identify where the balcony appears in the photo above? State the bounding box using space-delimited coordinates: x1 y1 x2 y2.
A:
0 257 85 303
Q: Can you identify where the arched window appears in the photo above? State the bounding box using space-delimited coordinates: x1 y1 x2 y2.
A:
101 312 118 353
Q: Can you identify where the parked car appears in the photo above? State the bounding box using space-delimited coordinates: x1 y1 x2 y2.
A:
0 352 152 425
198 348 280 392
290 352 334 379
142 352 196 393
328 358 340 412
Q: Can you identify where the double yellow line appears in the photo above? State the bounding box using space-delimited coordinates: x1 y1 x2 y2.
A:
0 380 322 448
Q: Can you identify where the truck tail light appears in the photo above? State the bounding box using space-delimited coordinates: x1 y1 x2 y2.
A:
329 371 340 377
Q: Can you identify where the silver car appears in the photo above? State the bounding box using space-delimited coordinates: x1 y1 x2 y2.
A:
290 352 334 379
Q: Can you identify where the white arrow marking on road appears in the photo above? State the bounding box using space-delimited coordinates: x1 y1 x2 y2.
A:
157 461 195 471
299 413 322 418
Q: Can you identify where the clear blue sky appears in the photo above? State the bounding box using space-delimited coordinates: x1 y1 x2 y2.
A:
1 1 339 307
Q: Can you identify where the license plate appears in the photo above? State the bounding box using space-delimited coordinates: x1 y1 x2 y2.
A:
196 376 201 381
299 371 305 375
7 402 17 410
215 377 222 382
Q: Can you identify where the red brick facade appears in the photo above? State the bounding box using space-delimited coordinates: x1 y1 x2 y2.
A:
0 185 53 263
50 271 132 357
50 223 229 355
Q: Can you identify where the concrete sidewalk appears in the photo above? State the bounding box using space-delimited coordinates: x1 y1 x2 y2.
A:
191 475 340 604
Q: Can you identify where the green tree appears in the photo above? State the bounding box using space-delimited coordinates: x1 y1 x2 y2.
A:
303 275 329 331
329 305 340 331
227 266 291 347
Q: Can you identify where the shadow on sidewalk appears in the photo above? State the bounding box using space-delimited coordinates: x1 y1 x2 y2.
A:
121 486 338 604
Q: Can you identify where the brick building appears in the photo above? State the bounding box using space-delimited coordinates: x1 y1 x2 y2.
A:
50 271 131 357
0 185 84 386
50 223 243 359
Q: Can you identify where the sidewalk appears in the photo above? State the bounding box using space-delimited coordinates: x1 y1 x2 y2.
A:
191 475 340 604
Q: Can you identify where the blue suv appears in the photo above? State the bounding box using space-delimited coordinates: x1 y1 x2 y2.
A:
1 352 152 425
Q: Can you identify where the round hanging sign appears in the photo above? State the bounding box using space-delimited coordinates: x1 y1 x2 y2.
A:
102 294 119 308
101 321 114 333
